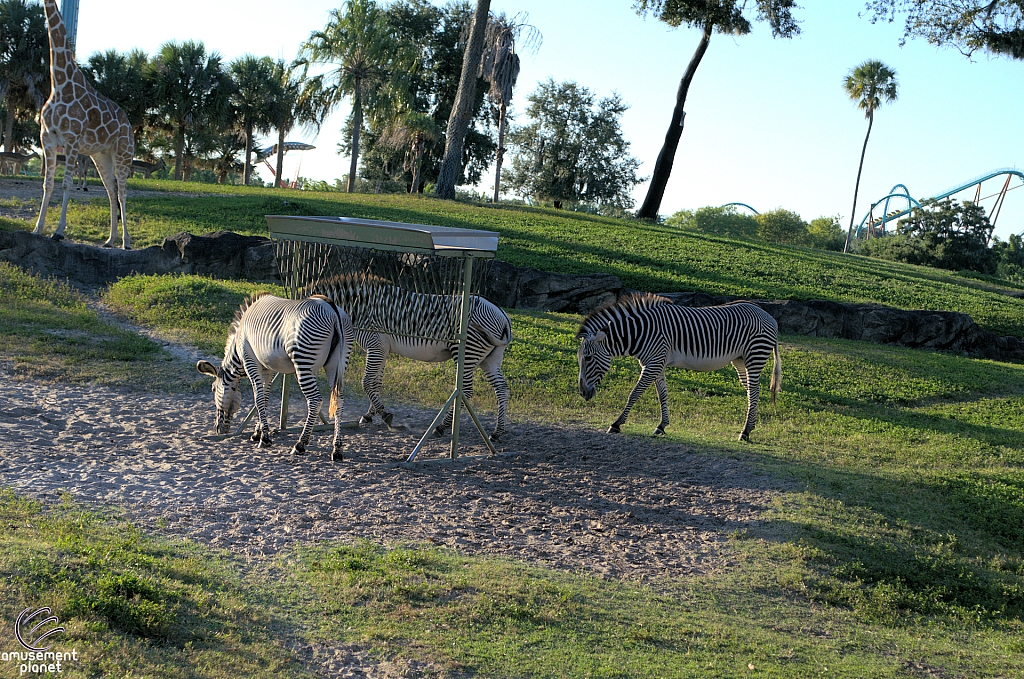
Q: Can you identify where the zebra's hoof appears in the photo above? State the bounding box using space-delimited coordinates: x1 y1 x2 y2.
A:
256 439 273 449
434 426 447 438
291 444 306 456
489 432 502 443
51 233 64 242
607 424 621 434
738 432 750 442
331 449 343 462
382 412 394 427
653 427 666 437
250 430 261 443
359 414 373 424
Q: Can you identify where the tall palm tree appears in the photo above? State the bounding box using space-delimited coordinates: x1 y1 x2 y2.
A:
0 0 48 152
229 55 276 185
150 40 233 180
82 48 151 139
480 12 540 203
842 60 899 252
378 110 441 193
266 60 330 188
301 0 415 193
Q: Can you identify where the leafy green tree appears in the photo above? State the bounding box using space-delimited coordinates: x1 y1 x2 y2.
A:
229 55 277 185
505 79 642 210
665 205 759 238
435 0 490 200
861 199 999 274
993 233 1024 283
302 0 415 193
755 208 808 244
867 0 1024 59
806 215 846 251
842 59 899 252
632 0 800 221
150 40 233 180
377 110 441 193
82 49 151 138
382 0 496 190
266 60 330 188
0 0 48 152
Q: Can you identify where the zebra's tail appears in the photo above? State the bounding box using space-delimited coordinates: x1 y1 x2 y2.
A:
769 343 782 405
328 307 353 420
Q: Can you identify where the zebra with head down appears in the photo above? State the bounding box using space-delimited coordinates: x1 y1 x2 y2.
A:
197 292 354 459
310 274 512 441
577 293 781 441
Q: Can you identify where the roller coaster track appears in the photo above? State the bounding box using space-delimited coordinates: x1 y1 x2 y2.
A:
853 168 1024 239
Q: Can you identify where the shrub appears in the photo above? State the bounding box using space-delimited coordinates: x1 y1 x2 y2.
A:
807 215 846 251
755 208 809 245
665 206 758 239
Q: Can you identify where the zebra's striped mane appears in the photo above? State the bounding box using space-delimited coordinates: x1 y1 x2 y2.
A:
577 292 672 338
224 292 273 357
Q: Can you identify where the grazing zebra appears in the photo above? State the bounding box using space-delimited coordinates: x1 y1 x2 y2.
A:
576 293 781 441
310 275 512 441
197 293 355 460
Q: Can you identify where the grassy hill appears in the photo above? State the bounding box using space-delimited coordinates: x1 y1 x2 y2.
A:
4 177 1024 336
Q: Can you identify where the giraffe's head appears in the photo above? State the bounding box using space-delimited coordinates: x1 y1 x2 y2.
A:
576 330 611 402
197 360 242 434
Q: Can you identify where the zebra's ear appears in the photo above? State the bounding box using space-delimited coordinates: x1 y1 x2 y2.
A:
593 331 608 344
197 360 218 377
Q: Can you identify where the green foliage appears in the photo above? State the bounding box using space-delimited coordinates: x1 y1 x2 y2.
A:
505 78 643 209
665 205 759 239
867 0 1024 60
843 60 899 119
861 199 999 275
0 0 48 149
635 0 801 38
994 233 1024 284
755 207 808 244
807 215 846 251
82 48 151 136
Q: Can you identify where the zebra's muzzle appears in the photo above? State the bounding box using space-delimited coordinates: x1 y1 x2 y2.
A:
579 381 596 401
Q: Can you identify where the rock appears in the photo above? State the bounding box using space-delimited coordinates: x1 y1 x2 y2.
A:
162 231 271 279
242 242 279 282
482 261 622 314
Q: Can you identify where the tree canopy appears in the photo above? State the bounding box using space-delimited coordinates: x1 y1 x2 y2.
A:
867 0 1024 59
505 79 642 210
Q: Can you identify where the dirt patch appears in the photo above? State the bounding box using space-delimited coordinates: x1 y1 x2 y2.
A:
0 368 781 581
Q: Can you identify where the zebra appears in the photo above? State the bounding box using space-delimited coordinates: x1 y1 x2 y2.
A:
576 293 781 441
197 293 355 459
309 275 512 441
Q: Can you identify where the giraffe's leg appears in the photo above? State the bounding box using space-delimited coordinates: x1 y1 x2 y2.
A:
738 353 769 442
53 147 78 239
290 366 322 456
478 345 509 441
34 132 59 235
608 363 663 434
653 372 669 436
116 156 131 249
90 153 120 248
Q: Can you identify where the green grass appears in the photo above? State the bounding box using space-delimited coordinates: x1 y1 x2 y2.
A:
5 176 1023 336
0 490 313 679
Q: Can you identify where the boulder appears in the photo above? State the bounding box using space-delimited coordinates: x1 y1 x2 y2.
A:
162 231 272 279
482 261 622 314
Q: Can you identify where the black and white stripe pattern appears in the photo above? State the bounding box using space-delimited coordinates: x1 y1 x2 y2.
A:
577 293 781 441
197 293 354 459
311 277 513 441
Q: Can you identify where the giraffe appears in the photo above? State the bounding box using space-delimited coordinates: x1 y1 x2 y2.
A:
33 0 134 248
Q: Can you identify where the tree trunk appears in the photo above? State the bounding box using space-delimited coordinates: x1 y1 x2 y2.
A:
434 0 491 200
347 79 363 193
174 126 185 181
636 23 713 221
410 139 424 194
493 100 507 204
243 121 253 185
844 110 874 253
2 99 14 153
275 126 286 188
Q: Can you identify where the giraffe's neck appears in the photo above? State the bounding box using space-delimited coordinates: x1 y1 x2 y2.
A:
42 0 76 92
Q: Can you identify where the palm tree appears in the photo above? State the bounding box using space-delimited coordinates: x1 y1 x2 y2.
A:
378 110 441 193
0 0 48 152
480 12 540 203
301 0 415 193
150 40 232 180
434 0 490 200
842 60 899 252
266 60 329 188
229 55 276 185
82 48 151 139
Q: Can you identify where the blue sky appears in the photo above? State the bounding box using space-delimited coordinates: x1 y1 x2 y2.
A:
75 0 1023 238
